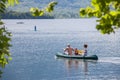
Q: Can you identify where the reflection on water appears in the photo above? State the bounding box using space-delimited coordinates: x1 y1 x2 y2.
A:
56 57 98 76
54 57 120 80
83 60 88 75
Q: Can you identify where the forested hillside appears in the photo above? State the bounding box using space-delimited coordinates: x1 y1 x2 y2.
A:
2 11 54 19
3 0 91 19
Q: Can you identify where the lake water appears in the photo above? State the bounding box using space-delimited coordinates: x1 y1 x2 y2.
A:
1 19 120 80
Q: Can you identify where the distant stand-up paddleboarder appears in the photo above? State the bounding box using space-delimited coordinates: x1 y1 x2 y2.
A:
34 25 37 31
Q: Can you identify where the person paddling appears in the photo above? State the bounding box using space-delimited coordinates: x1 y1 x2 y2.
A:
34 25 37 31
83 44 88 56
64 44 74 55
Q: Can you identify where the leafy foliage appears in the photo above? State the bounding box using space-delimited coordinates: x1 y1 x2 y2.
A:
0 26 12 68
0 0 14 68
0 0 6 14
80 0 120 34
0 70 3 78
7 0 19 6
0 21 4 25
30 1 57 16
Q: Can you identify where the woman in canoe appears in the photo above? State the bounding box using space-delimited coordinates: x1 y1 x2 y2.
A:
83 44 88 56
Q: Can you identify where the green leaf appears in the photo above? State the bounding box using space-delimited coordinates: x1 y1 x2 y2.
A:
30 1 57 16
39 10 44 16
0 21 4 25
15 0 19 4
1 0 6 3
80 8 86 17
30 8 36 12
7 0 19 6
46 1 57 13
8 57 12 60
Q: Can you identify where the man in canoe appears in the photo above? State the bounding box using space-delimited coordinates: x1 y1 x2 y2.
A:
64 44 74 55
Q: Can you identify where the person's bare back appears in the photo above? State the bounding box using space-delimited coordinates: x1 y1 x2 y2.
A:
64 44 74 55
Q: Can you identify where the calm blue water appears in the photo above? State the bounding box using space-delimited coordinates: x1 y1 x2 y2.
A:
2 19 120 80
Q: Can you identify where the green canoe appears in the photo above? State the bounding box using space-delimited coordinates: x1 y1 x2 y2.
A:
56 52 98 60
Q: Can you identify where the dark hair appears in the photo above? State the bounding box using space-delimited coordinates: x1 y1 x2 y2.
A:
84 44 88 48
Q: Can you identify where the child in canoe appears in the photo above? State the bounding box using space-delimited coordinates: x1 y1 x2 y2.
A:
74 48 79 55
74 44 88 56
74 48 83 55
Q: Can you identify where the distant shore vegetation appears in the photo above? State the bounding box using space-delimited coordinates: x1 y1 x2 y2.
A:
1 11 54 19
1 10 80 19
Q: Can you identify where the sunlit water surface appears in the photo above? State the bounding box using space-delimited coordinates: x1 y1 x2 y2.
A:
2 19 120 80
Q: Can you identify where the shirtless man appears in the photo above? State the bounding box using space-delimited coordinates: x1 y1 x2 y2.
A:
64 44 74 55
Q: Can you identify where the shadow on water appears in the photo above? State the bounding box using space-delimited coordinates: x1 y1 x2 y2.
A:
55 57 98 75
